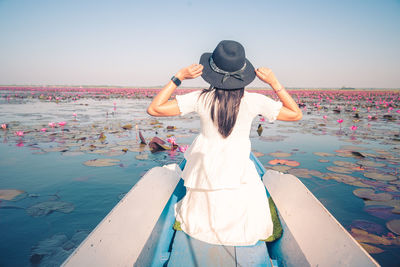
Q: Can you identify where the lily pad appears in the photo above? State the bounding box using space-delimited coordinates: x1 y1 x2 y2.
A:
314 152 334 157
359 243 384 254
350 228 391 245
128 144 148 152
83 158 120 167
270 165 292 172
288 168 323 179
340 145 369 151
326 166 353 174
323 173 359 184
0 189 25 200
363 172 397 181
268 152 292 158
122 124 132 130
268 159 300 167
357 160 386 168
253 151 265 157
26 201 74 217
353 188 392 201
103 150 125 157
350 220 385 235
62 151 85 156
365 206 398 220
386 220 400 235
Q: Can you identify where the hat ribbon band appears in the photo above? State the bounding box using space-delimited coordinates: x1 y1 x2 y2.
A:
209 57 246 84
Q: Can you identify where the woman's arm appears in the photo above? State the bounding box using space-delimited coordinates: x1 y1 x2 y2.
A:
255 67 302 121
147 64 203 117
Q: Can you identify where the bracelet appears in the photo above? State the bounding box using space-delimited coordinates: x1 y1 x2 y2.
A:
171 76 181 87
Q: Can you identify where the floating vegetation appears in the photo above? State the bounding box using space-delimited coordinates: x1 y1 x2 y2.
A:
363 172 398 181
26 201 74 217
0 189 25 200
314 152 334 157
268 159 300 167
353 188 392 201
288 168 324 179
326 166 353 174
386 220 400 235
268 152 292 158
83 158 121 167
1 88 399 266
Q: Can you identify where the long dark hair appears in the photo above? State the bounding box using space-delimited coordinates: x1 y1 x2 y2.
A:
200 86 244 138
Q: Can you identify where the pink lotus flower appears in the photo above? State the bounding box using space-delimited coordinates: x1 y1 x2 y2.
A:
337 119 343 124
1 124 7 130
167 137 176 145
368 115 372 120
352 107 357 111
260 117 265 122
73 113 77 117
397 110 400 114
48 122 56 128
178 145 189 153
40 128 47 132
350 125 357 131
58 121 67 127
14 131 24 137
323 115 327 120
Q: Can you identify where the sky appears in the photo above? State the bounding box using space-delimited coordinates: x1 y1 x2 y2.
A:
0 0 399 88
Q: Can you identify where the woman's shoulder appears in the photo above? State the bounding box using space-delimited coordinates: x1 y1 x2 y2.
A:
243 91 270 102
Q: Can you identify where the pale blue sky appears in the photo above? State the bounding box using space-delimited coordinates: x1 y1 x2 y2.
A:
0 0 399 88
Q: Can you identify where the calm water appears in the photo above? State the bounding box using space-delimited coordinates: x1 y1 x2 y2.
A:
0 89 399 266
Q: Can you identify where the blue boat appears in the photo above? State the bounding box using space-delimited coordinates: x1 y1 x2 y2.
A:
62 153 379 267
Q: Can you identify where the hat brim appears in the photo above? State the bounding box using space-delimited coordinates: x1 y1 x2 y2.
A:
199 52 256 90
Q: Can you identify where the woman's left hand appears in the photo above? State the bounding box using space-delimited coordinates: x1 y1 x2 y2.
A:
176 64 203 80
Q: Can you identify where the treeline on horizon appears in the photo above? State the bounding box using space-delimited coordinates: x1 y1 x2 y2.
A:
0 85 398 91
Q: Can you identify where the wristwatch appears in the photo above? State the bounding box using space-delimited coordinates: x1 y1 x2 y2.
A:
171 76 181 86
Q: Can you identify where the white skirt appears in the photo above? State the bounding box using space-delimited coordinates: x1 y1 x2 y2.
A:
174 173 273 246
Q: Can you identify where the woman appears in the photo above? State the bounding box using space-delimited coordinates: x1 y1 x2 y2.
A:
148 40 302 246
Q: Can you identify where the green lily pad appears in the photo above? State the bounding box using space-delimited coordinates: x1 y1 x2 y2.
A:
83 158 120 167
128 144 148 152
26 201 74 217
268 152 292 158
340 145 369 151
363 172 397 181
62 151 85 156
270 165 292 172
350 228 391 245
288 168 323 179
87 149 109 154
103 150 125 156
353 189 392 201
357 160 386 167
0 189 25 200
326 166 353 174
364 199 400 208
314 152 334 157
333 161 359 168
386 220 400 235
359 243 384 254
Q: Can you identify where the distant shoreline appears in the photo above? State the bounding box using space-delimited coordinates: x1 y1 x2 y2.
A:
0 85 399 92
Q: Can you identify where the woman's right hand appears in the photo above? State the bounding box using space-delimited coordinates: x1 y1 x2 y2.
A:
255 67 279 87
175 64 203 81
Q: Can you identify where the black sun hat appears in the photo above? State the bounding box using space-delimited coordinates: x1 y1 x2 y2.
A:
199 40 256 90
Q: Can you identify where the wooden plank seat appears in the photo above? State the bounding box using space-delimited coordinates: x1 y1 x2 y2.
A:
167 230 277 267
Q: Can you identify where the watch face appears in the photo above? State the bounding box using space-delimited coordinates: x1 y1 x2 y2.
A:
172 76 181 86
